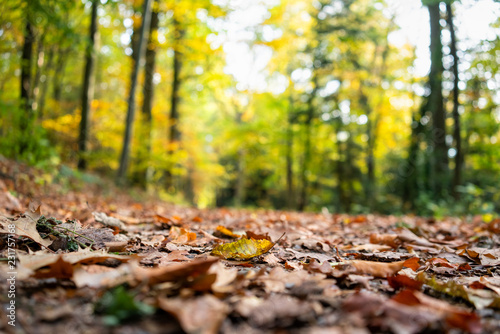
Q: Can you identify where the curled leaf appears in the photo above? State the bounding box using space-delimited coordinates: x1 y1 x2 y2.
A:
211 233 284 260
169 226 196 244
214 225 242 239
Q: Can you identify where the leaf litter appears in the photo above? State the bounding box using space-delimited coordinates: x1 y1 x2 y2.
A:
1 160 500 333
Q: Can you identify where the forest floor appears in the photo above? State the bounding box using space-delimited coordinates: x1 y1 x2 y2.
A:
1 157 500 334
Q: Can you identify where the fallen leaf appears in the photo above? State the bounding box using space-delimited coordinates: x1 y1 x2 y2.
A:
388 275 423 291
346 260 405 278
73 262 135 288
459 247 500 266
169 226 197 244
17 250 132 279
287 249 338 263
403 257 420 271
211 234 283 260
0 207 52 248
134 257 218 285
392 289 482 333
158 295 228 334
369 233 399 248
214 225 242 239
93 212 125 231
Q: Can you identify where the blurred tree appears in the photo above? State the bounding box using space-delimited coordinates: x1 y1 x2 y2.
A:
425 0 449 195
78 0 98 170
165 10 185 189
137 0 160 187
118 0 152 184
445 1 462 198
19 14 34 155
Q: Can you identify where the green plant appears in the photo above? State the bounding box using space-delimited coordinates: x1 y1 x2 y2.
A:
94 286 155 326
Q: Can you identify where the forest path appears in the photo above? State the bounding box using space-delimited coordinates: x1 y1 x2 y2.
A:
0 158 499 333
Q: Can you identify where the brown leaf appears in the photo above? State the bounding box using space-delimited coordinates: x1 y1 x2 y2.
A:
169 226 197 244
392 289 481 333
396 228 437 248
32 256 74 279
158 295 228 334
347 260 405 278
369 233 399 248
403 257 420 271
17 250 131 279
0 207 52 248
245 230 272 241
214 225 242 239
388 275 423 291
0 185 22 212
134 257 218 285
287 249 338 263
73 262 135 288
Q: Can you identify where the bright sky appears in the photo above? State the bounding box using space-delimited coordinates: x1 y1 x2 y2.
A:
386 0 500 77
217 0 500 92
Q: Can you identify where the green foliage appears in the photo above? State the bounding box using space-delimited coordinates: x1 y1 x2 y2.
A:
0 101 59 167
0 0 499 214
94 286 155 326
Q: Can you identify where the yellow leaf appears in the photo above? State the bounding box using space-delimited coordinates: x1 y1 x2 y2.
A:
169 226 196 244
211 233 284 260
215 225 242 239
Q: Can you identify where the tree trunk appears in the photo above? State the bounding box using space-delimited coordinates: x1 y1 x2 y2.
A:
52 46 69 103
139 0 159 187
78 0 99 170
297 94 314 211
37 46 54 119
31 36 44 114
359 88 375 209
117 0 152 183
286 95 295 209
166 16 184 188
427 3 448 196
446 2 462 198
235 148 246 207
19 20 34 155
335 122 346 212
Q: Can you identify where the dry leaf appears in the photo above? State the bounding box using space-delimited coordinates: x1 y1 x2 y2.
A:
369 233 399 248
0 207 52 248
169 226 197 244
392 289 481 333
214 225 242 239
134 257 218 285
17 250 131 279
211 234 283 260
347 260 405 278
158 295 228 334
388 274 423 291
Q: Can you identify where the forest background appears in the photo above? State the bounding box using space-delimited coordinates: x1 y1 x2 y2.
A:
1 0 499 217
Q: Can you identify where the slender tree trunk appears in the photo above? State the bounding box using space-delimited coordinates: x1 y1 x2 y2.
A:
31 36 44 114
286 95 295 209
235 148 246 207
297 73 317 211
297 94 314 211
335 122 346 212
359 88 375 209
19 20 34 155
117 0 152 183
78 0 98 170
37 47 54 119
166 16 184 188
139 1 159 187
446 2 462 198
427 3 448 196
52 46 69 103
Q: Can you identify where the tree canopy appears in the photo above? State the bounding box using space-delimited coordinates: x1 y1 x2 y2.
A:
1 0 499 216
